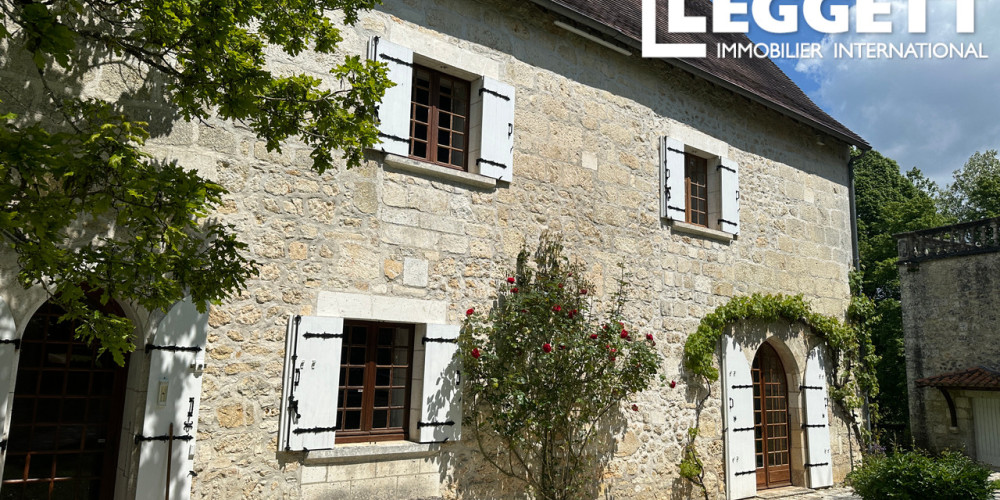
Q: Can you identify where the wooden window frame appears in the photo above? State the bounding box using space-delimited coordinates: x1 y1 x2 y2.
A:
335 321 414 444
685 153 709 227
409 65 471 171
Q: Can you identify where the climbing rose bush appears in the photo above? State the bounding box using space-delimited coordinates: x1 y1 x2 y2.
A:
459 236 660 500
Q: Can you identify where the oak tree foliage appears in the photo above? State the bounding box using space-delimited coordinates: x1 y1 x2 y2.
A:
0 0 391 363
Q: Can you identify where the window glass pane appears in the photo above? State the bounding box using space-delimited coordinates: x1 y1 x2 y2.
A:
451 154 464 168
454 98 467 114
376 368 391 386
413 123 428 142
439 95 452 111
29 453 54 478
348 367 364 386
374 389 389 407
438 129 450 147
349 347 365 365
3 454 25 480
392 367 407 385
413 105 429 123
391 388 405 407
66 373 89 395
37 400 59 423
346 389 363 408
377 348 391 365
390 409 404 428
453 116 465 131
14 370 37 394
412 141 427 159
344 410 361 430
372 410 387 429
415 69 430 86
392 348 408 366
415 88 429 104
453 133 465 149
437 147 449 164
394 328 410 346
439 113 451 130
61 399 86 421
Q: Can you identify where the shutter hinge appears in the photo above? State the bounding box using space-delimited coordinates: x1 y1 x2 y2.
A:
145 344 202 353
378 53 413 67
716 163 736 173
667 147 685 155
718 218 738 228
417 420 455 427
731 384 754 389
476 158 509 170
805 462 830 468
422 337 458 344
135 433 194 444
478 87 510 101
303 332 344 340
734 469 757 476
733 427 755 432
800 385 824 390
802 423 827 429
0 338 20 350
293 427 338 435
378 132 409 144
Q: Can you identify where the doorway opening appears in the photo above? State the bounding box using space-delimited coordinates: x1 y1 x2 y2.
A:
753 342 792 489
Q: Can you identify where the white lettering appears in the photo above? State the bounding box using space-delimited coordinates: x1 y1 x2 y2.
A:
752 0 797 34
803 0 849 34
908 0 927 33
956 0 975 33
668 0 706 33
713 0 748 33
856 0 893 33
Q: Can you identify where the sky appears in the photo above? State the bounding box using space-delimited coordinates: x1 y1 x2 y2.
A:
734 0 999 187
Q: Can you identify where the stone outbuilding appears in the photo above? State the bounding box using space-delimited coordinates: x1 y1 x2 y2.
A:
0 0 870 498
897 217 1000 468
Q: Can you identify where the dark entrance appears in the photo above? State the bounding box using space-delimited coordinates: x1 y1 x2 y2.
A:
2 301 129 499
752 342 792 489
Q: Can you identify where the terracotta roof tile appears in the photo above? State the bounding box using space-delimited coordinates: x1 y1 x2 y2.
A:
532 0 868 148
916 366 1000 390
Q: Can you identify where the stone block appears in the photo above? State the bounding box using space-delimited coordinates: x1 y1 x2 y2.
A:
404 258 429 287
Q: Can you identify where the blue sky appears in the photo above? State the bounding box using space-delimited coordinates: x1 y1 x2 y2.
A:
730 0 999 187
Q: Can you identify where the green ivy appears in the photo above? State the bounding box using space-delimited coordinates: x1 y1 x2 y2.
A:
678 292 881 489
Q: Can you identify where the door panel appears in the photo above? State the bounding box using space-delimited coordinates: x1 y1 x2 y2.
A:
752 343 792 489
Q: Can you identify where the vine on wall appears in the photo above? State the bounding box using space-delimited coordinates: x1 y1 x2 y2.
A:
678 292 880 493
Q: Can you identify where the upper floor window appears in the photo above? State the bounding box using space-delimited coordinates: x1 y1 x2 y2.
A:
410 67 470 170
685 153 709 227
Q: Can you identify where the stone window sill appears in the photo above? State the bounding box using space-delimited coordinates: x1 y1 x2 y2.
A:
382 153 497 189
304 441 441 465
670 220 735 242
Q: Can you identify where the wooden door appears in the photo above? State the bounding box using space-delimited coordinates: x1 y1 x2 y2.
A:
752 343 792 489
2 301 129 499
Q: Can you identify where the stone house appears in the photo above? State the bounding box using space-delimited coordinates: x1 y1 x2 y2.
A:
897 217 1000 468
0 0 869 499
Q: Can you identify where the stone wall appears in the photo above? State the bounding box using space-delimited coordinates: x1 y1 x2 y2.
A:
0 0 860 497
900 245 1000 454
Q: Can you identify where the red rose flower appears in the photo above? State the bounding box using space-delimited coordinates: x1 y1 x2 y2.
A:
543 343 552 353
511 287 519 293
605 344 611 349
580 289 588 295
670 380 677 388
559 344 567 350
610 356 616 362
621 329 629 338
472 348 481 359
590 334 598 339
558 283 563 288
646 333 654 341
466 308 474 316
611 347 617 353
552 305 562 312
507 277 515 283
631 404 639 412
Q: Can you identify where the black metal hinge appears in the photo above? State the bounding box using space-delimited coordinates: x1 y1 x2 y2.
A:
145 344 202 353
293 427 338 435
135 433 194 444
303 332 343 340
731 384 754 389
379 53 413 67
734 469 756 476
800 385 824 390
717 163 736 173
666 146 685 155
802 423 827 429
378 132 409 144
0 338 20 350
417 420 455 428
805 462 829 468
422 337 458 344
478 87 510 101
733 427 755 433
476 158 509 170
718 218 738 228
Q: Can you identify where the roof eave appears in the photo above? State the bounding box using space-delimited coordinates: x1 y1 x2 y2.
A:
528 0 871 151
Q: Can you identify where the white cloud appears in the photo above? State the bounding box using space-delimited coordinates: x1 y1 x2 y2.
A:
794 0 1000 186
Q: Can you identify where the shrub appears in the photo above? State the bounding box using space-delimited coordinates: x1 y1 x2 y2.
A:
460 235 660 500
847 449 999 500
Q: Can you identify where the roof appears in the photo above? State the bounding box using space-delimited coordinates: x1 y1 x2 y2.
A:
916 366 1000 391
529 0 869 149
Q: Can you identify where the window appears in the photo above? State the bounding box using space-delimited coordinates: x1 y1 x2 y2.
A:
660 136 741 236
335 321 413 443
685 153 709 227
368 36 516 183
410 66 470 170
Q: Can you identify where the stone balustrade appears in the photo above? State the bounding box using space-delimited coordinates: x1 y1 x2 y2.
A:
897 217 1000 264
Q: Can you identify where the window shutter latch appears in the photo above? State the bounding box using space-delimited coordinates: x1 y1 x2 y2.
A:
0 338 19 350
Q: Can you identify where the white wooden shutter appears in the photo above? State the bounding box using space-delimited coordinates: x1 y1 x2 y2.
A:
719 157 741 235
0 298 18 464
136 298 209 500
722 334 756 500
662 137 686 220
368 37 413 156
473 76 515 182
803 346 833 488
418 324 461 443
278 315 344 452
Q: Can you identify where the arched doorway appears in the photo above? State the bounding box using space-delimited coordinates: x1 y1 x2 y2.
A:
753 342 792 489
2 300 129 499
